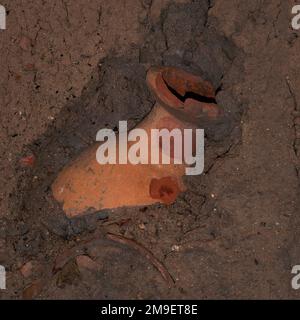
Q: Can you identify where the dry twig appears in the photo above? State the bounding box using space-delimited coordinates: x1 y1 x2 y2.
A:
107 232 175 287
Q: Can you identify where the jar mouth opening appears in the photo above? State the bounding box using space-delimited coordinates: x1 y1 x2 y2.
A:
147 66 221 123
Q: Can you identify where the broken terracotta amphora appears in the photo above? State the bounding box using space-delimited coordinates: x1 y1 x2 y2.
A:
52 66 223 217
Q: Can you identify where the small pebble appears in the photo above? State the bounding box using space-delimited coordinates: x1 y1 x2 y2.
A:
19 36 32 51
20 261 33 278
76 255 99 271
171 245 180 252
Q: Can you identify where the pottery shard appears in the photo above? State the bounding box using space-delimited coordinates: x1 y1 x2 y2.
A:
19 154 36 167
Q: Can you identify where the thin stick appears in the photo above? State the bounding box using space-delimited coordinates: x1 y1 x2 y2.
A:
107 233 175 287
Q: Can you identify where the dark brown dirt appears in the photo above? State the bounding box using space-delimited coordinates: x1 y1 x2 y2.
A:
0 0 299 299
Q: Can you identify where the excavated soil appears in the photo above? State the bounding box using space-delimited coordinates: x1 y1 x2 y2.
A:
0 0 299 299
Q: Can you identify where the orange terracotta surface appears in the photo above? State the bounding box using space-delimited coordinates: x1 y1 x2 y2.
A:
52 66 222 217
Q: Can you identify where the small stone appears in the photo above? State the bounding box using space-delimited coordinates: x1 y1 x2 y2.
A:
19 36 32 51
138 223 146 230
20 261 33 278
23 63 35 71
171 245 180 252
76 255 99 271
22 280 42 299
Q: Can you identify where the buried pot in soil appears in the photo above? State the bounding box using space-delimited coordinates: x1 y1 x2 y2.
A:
52 66 226 217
